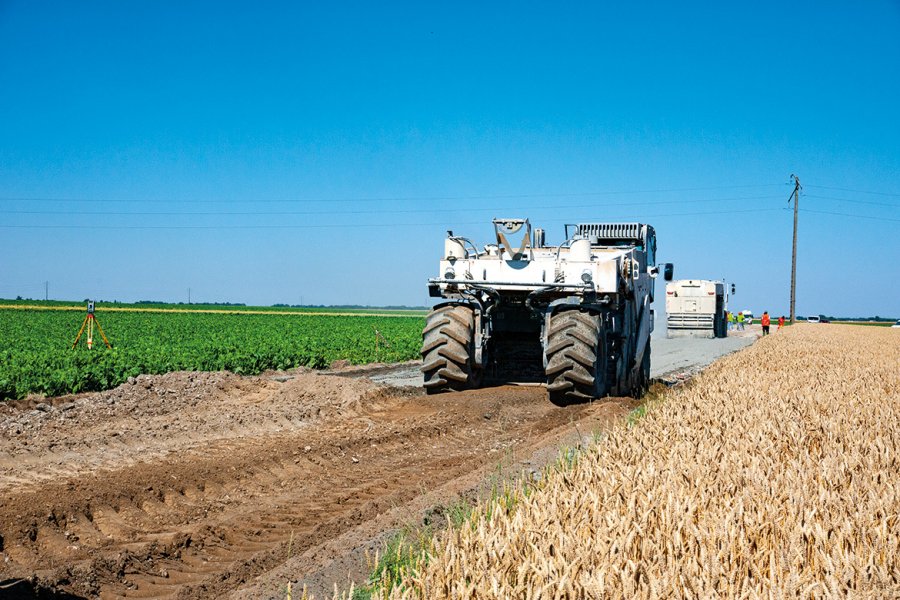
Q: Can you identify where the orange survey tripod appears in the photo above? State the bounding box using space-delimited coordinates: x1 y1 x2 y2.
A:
72 301 112 349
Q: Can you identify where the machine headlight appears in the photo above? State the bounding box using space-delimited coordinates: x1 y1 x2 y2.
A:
581 271 593 283
444 268 456 280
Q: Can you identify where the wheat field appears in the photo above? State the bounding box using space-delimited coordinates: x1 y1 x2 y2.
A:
363 325 900 599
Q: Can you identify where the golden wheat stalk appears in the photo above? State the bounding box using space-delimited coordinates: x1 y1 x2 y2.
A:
340 325 900 599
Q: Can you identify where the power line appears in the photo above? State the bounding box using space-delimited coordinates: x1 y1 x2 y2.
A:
799 208 900 222
0 206 891 229
804 184 900 198
14 193 890 218
0 183 785 205
0 195 784 217
802 194 898 207
0 207 786 230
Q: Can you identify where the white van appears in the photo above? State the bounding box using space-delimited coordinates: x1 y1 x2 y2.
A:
807 316 820 323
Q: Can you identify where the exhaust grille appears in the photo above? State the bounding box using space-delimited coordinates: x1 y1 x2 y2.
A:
575 223 644 244
667 313 715 329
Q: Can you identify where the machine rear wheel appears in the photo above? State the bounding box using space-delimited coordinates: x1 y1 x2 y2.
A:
714 315 726 338
421 304 480 394
545 310 607 405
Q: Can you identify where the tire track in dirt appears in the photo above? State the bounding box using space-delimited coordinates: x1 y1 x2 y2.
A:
0 371 638 599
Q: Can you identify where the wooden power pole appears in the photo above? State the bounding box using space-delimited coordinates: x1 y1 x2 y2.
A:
789 174 801 323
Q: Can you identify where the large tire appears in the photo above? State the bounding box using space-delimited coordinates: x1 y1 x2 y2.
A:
545 310 607 405
421 304 480 394
715 315 725 338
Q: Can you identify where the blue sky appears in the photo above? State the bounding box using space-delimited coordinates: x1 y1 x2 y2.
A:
1 1 898 317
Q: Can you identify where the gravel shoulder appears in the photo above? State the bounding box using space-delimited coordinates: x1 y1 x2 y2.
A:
360 326 761 388
650 326 758 379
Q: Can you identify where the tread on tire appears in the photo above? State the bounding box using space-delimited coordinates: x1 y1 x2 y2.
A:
421 304 479 394
545 310 606 405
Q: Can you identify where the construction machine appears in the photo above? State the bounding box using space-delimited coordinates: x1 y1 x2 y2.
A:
422 218 673 404
665 279 727 338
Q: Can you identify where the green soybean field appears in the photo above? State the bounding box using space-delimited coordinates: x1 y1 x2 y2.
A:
0 307 424 400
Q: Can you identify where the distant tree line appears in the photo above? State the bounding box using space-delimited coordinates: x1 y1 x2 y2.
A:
271 303 429 310
821 315 895 322
135 300 247 306
793 314 896 322
2 298 886 318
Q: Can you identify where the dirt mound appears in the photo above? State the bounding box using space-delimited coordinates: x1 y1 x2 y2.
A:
0 370 384 489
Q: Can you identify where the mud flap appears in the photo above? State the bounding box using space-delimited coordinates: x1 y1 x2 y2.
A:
629 296 651 386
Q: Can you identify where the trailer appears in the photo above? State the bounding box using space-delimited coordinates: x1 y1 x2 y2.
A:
665 279 726 338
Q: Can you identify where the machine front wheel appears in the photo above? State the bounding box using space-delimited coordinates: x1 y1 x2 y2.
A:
545 310 607 405
420 304 480 394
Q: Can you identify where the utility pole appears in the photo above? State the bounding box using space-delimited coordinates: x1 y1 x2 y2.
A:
44 281 48 301
188 287 191 304
789 174 802 323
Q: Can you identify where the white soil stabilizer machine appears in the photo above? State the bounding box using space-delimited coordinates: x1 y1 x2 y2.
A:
665 279 728 339
422 218 673 404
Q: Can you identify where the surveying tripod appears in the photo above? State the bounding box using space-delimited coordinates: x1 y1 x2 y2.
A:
72 301 112 349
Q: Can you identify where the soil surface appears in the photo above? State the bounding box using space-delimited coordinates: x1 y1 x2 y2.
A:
0 329 757 600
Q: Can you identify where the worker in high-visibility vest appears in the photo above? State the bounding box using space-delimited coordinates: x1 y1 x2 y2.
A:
761 311 771 335
737 311 745 331
778 315 785 330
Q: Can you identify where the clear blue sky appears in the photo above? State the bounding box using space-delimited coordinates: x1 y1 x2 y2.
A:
1 1 898 317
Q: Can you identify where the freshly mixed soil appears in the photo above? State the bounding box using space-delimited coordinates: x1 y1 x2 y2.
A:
0 369 639 599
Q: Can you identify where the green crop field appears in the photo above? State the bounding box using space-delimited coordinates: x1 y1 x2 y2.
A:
0 308 425 400
0 299 429 317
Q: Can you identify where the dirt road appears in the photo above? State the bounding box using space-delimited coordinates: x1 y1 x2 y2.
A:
0 370 641 599
0 331 757 599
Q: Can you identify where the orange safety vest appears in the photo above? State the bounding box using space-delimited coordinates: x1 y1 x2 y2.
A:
761 314 770 326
